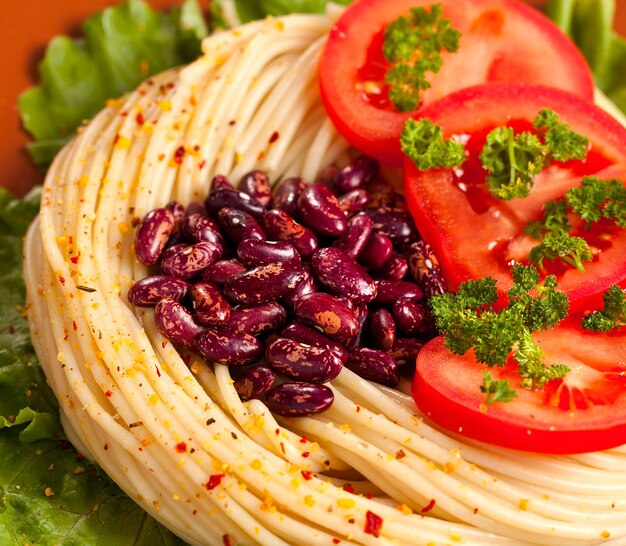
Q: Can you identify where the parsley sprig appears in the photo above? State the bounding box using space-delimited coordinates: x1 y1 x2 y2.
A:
481 371 517 405
430 265 570 399
401 119 465 170
383 4 460 112
582 285 626 332
528 233 592 273
566 176 626 228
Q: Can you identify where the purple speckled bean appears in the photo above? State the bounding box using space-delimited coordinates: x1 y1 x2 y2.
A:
338 189 370 215
160 243 186 264
185 202 208 218
366 178 394 208
390 337 425 367
312 247 377 304
154 299 205 351
217 207 266 245
280 322 348 363
282 269 317 308
266 337 343 383
135 208 176 266
374 279 423 305
335 156 378 193
128 275 189 307
265 382 334 417
196 328 263 366
263 209 318 258
226 302 287 336
332 213 372 259
351 303 369 348
392 299 432 336
316 166 339 192
165 201 185 231
294 293 358 345
238 170 271 208
271 177 307 217
202 259 246 285
297 184 347 237
223 263 305 305
205 188 266 221
183 213 226 247
378 253 409 280
334 295 355 311
406 240 448 298
359 232 393 270
161 242 223 279
365 208 419 245
234 366 275 400
210 174 234 193
237 240 300 267
346 347 399 387
370 308 396 351
190 282 231 326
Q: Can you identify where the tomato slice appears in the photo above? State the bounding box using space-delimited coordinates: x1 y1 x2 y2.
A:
404 83 626 312
319 0 593 166
413 319 626 453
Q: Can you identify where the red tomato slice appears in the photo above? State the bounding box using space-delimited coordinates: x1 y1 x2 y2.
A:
319 0 593 166
413 319 626 453
404 83 626 312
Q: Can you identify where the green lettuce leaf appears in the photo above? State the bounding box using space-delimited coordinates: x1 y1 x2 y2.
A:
19 0 208 169
0 188 186 545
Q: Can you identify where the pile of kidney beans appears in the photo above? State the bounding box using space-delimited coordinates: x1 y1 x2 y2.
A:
128 156 446 417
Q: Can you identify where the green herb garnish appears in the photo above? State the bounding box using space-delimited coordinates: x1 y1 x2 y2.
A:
400 118 465 170
582 285 626 332
525 200 571 239
528 232 592 273
566 176 626 228
481 371 517 405
383 4 460 112
533 108 589 162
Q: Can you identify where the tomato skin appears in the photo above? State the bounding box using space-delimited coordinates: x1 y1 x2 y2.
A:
413 321 626 454
319 0 594 166
403 83 626 313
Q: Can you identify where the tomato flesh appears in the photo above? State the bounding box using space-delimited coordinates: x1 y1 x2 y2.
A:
413 319 626 453
404 83 626 312
319 0 594 166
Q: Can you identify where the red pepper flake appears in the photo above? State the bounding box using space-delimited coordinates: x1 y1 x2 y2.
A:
356 406 361 412
332 540 341 545
136 113 145 125
473 507 479 514
72 320 78 331
280 442 286 454
59 276 66 285
222 534 234 546
205 473 225 490
155 365 161 377
342 484 356 494
198 159 206 170
301 470 313 481
103 443 109 451
302 451 310 458
105 390 113 398
257 150 265 161
365 493 372 499
421 499 436 513
395 449 406 459
120 111 128 117
70 255 80 264
299 436 308 443
364 510 383 538
175 442 188 453
275 428 280 436
269 131 280 144
166 82 175 89
174 146 185 164
113 134 120 145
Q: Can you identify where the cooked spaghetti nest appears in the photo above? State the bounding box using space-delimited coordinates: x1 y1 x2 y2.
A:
23 8 626 546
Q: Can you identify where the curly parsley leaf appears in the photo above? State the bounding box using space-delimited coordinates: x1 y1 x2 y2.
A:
582 285 626 332
533 108 589 162
401 119 465 170
515 330 569 389
528 232 592 273
383 4 460 112
525 200 571 240
566 176 626 227
481 371 517 405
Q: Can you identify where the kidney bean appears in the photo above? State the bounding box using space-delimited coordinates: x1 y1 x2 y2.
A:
183 213 225 247
217 207 266 245
205 188 266 221
351 304 369 348
359 232 393 270
238 170 271 208
226 302 286 336
334 295 355 311
265 382 334 417
272 177 307 217
266 337 343 383
128 275 190 307
392 299 433 336
365 208 419 245
389 337 425 366
294 293 358 345
316 165 339 192
185 202 208 218
135 208 176 266
190 282 231 326
366 178 394 208
196 328 263 366
154 299 205 351
332 213 372 259
406 240 448 298
202 259 246 285
160 243 187 264
237 240 300 267
280 322 348 363
263 209 318 258
234 366 275 400
210 174 234 193
346 347 399 387
335 155 377 193
297 184 347 237
338 189 369 215
378 254 408 280
282 269 317 308
223 263 305 305
165 201 185 231
161 242 223 279
311 247 377 304
370 308 396 351
373 279 423 305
